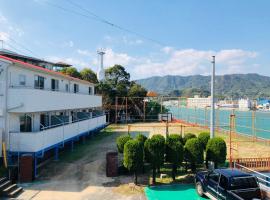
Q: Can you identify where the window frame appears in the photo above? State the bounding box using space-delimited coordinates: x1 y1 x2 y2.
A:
19 74 26 86
51 78 59 91
34 75 45 89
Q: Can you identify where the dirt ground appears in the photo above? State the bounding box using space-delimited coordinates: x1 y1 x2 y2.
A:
16 122 270 200
16 128 146 200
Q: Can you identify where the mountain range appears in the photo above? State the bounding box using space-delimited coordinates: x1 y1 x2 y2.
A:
136 73 270 99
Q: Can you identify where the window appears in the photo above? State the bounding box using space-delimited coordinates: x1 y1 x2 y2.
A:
34 75 45 89
74 84 79 93
208 171 220 183
230 177 258 190
65 84 69 92
51 79 59 91
88 87 93 95
219 175 228 189
19 74 26 86
20 115 32 132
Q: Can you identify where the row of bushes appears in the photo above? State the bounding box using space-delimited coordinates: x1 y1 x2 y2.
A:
116 132 227 184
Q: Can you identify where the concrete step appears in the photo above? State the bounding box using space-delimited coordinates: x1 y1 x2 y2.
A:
0 180 11 190
0 177 7 184
8 187 23 198
3 184 17 194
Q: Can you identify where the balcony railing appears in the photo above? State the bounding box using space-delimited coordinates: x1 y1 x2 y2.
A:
9 115 106 153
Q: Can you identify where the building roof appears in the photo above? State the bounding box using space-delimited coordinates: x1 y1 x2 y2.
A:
0 55 94 85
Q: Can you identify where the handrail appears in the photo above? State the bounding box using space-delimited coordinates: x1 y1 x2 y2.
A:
10 114 105 133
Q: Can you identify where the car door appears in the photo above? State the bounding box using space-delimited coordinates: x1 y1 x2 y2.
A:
207 171 220 198
217 175 228 200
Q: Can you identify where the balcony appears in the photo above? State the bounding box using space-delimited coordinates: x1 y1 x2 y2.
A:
9 115 106 153
7 87 102 113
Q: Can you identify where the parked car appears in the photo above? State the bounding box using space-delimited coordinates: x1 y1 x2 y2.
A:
195 168 261 200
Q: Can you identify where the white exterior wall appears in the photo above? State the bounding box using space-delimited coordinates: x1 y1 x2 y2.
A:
238 99 251 110
0 59 105 153
187 96 211 108
9 64 94 94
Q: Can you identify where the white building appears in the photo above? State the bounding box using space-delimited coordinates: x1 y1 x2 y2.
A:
187 95 211 108
238 99 251 110
0 52 107 178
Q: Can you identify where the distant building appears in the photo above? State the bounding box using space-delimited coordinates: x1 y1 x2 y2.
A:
238 99 251 110
257 98 270 110
187 95 211 108
217 99 238 109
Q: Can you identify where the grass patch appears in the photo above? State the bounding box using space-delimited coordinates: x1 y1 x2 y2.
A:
58 127 115 162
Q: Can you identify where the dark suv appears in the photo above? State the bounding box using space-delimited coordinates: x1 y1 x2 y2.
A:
195 168 261 200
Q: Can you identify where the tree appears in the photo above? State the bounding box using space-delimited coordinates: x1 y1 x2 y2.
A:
168 134 183 144
183 133 197 144
128 82 147 97
144 135 165 184
105 65 130 87
123 140 143 184
80 68 98 83
116 135 132 153
198 132 210 150
166 135 184 180
206 137 227 168
184 138 203 172
61 67 81 78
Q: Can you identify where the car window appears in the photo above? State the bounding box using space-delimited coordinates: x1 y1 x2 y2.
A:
230 176 258 190
219 175 228 189
209 171 220 183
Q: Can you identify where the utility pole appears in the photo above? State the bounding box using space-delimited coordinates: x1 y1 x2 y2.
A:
210 56 215 139
0 40 3 49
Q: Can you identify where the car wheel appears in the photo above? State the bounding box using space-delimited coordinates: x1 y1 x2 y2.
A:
196 181 204 197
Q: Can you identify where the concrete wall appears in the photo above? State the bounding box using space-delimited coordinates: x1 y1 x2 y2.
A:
9 64 95 95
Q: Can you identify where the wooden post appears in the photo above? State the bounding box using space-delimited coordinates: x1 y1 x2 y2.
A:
252 110 256 142
180 125 183 137
143 100 146 122
125 97 128 124
115 97 118 123
128 124 131 136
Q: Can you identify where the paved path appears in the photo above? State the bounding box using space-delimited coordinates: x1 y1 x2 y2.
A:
16 130 146 200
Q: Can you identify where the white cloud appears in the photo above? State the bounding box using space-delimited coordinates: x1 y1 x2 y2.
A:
0 13 24 38
103 35 143 46
131 48 259 79
63 40 74 48
76 49 93 56
92 48 135 67
0 32 10 41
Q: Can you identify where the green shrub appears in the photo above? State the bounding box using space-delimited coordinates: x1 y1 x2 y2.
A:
183 133 197 144
198 132 210 150
168 134 183 144
184 138 203 172
116 135 132 153
144 134 165 184
136 134 147 146
123 140 144 184
206 137 227 168
166 135 184 180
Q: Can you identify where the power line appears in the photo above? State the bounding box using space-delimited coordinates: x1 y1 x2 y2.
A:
7 37 40 58
44 0 166 47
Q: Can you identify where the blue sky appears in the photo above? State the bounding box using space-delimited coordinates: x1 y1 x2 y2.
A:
0 0 269 79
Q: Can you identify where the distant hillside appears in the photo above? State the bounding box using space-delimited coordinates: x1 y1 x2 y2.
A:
136 73 270 99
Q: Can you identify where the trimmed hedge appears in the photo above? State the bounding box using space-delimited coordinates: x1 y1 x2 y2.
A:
136 134 147 146
166 135 184 180
183 133 197 144
198 132 210 150
123 139 143 184
184 138 203 172
206 137 227 168
116 135 132 153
